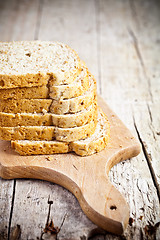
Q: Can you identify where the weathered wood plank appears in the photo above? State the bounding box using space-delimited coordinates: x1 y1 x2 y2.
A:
38 0 99 88
0 0 159 239
0 179 14 240
99 0 160 239
7 0 102 239
10 179 98 239
0 0 40 239
128 0 160 192
0 0 39 41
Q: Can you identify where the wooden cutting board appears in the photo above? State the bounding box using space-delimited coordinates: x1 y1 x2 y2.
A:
0 96 140 235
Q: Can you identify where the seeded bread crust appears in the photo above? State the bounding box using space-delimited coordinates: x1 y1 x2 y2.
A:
0 41 81 89
0 112 53 127
0 101 97 127
0 85 49 100
11 140 69 155
51 103 97 128
50 75 97 114
11 108 109 156
49 64 89 100
55 116 97 142
0 126 55 141
0 116 97 142
70 108 110 156
0 99 52 113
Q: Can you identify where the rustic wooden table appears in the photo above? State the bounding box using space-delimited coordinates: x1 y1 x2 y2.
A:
0 0 160 239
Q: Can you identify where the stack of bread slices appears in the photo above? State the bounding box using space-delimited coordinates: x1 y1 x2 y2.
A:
0 41 110 156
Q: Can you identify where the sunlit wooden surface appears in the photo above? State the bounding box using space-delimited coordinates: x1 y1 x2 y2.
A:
0 0 159 239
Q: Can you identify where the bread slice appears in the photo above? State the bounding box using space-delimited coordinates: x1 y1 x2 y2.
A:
0 85 49 100
0 99 52 113
0 99 96 125
11 108 109 156
49 64 89 100
0 116 97 142
51 102 97 128
11 140 70 155
0 41 81 89
0 126 55 141
70 108 110 156
50 74 97 114
0 112 53 127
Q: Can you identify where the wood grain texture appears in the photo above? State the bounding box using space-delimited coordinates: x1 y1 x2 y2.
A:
0 0 160 239
98 0 160 239
0 0 41 238
0 96 141 235
128 0 160 192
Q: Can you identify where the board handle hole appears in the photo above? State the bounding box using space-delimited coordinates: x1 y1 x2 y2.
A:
110 205 117 210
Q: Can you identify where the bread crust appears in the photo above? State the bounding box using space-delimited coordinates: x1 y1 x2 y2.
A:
50 75 97 114
0 112 53 127
0 117 97 142
0 101 97 127
0 85 49 100
0 99 52 113
70 109 110 156
0 126 55 141
0 41 81 88
49 64 89 99
51 103 97 128
11 140 69 155
11 108 110 155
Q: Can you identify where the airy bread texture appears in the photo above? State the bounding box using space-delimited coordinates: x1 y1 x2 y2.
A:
50 75 97 114
0 85 49 100
0 41 81 88
11 108 109 156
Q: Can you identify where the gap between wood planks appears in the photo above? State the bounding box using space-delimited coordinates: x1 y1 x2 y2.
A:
133 116 160 201
128 0 159 201
7 180 16 240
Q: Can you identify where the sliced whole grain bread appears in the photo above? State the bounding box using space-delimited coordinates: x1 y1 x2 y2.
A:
0 112 53 127
55 117 97 142
49 64 89 100
0 41 81 89
0 101 97 127
0 85 49 100
11 108 109 156
51 102 97 128
0 126 55 141
70 108 110 156
11 140 70 155
50 74 97 114
0 116 97 142
0 99 52 113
